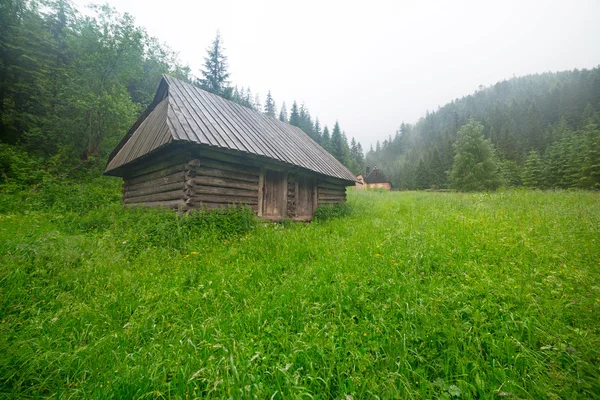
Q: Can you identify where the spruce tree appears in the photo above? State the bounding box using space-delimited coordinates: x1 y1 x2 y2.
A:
314 119 322 142
522 150 544 188
279 102 288 122
289 101 300 126
331 121 345 162
580 120 600 189
321 126 332 153
263 91 276 117
429 147 444 188
199 31 231 97
415 158 431 190
450 119 502 191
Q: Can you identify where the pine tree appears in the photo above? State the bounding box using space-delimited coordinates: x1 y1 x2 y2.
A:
263 90 276 117
415 158 430 189
198 31 231 97
279 102 288 122
289 101 300 126
579 120 600 189
314 119 322 142
429 147 444 188
321 126 332 153
450 119 502 191
522 150 544 188
356 142 365 173
331 121 346 162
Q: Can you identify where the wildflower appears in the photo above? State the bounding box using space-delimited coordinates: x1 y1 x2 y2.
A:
191 252 199 255
375 254 381 257
184 255 190 259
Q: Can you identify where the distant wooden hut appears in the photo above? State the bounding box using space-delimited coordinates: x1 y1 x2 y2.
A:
355 166 391 190
104 75 357 221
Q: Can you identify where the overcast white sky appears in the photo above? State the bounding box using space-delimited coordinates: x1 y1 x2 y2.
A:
74 0 600 148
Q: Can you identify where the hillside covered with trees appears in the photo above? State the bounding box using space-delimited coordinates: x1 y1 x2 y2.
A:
0 0 364 187
366 68 600 190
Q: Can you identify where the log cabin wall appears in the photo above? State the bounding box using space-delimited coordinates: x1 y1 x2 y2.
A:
121 148 191 209
185 151 260 212
317 177 347 205
120 145 350 217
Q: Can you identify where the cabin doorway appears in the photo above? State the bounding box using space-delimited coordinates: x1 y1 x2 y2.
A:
295 175 315 221
262 170 287 220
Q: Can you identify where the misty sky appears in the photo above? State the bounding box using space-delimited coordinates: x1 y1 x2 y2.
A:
74 0 600 148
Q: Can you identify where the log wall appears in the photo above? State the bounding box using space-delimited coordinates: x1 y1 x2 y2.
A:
317 177 347 205
186 153 260 212
120 146 350 215
121 148 191 209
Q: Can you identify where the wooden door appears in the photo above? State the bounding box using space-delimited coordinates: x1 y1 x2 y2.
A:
296 175 315 220
262 170 286 219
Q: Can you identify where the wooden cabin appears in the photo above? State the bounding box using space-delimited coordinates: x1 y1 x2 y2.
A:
355 166 392 190
104 75 357 221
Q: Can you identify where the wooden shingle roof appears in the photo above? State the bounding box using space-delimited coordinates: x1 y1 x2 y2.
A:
105 75 357 183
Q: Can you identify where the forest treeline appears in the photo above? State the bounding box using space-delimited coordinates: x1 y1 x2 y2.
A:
367 68 600 190
0 0 364 186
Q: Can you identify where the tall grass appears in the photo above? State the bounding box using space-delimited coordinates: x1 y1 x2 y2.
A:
0 183 598 399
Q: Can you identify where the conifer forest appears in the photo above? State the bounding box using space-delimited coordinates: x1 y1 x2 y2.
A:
2 0 598 191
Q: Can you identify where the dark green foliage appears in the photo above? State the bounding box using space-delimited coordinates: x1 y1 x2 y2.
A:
366 69 600 191
0 0 364 186
450 119 502 191
330 121 349 164
198 31 231 97
289 101 300 126
263 90 276 117
0 2 190 179
522 150 544 188
579 120 600 189
428 147 444 188
279 101 288 122
415 158 430 190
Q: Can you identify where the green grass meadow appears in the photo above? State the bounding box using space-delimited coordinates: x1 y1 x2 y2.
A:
1 183 599 399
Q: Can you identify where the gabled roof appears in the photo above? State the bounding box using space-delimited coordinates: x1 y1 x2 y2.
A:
105 75 357 182
364 166 390 184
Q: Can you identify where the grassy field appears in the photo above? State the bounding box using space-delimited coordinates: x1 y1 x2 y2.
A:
0 183 599 399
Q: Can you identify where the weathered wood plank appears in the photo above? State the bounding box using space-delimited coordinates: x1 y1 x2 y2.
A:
195 148 263 168
193 194 258 205
124 171 185 192
192 202 258 212
124 152 189 178
318 188 346 196
124 199 183 209
196 156 260 176
193 166 259 183
318 198 346 204
318 195 346 201
123 190 184 204
194 185 257 198
125 165 186 186
317 181 347 191
194 176 258 191
124 181 185 199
